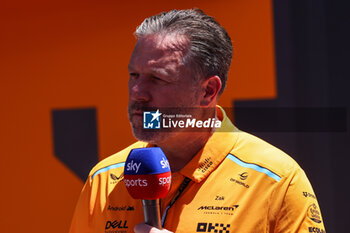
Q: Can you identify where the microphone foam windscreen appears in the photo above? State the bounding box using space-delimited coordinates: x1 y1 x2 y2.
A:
124 147 171 200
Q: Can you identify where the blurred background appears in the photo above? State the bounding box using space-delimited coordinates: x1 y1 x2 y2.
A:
0 0 348 232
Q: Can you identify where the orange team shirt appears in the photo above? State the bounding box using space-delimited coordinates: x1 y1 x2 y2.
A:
69 106 326 233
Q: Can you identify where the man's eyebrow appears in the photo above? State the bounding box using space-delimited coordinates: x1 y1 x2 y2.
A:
127 64 177 80
127 64 169 77
151 68 170 77
127 65 134 71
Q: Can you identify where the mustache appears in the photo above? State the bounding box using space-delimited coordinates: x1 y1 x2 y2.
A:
128 102 149 112
128 103 161 115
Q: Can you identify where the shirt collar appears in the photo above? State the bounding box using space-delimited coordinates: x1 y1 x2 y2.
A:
179 106 238 183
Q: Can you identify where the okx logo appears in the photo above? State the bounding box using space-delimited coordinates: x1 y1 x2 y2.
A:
196 222 230 233
143 110 162 129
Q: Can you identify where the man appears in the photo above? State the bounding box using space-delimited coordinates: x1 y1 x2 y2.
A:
70 9 325 233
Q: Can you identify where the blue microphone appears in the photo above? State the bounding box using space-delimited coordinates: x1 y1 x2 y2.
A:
124 147 171 228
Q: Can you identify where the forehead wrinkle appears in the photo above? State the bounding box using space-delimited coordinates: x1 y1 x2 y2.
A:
130 33 191 80
147 50 184 78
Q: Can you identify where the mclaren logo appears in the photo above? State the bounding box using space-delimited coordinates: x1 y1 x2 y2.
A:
197 205 239 211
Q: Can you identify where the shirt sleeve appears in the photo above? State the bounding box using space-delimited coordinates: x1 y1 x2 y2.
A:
69 177 96 233
274 167 326 233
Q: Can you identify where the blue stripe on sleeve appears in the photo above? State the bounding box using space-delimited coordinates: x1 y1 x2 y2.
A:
91 162 125 180
227 154 281 182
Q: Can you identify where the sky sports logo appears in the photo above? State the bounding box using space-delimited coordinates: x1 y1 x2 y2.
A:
143 109 221 129
125 158 169 174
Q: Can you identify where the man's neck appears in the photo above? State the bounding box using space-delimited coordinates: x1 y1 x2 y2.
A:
156 131 213 172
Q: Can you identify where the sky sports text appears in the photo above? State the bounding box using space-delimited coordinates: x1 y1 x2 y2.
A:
160 157 170 169
126 160 141 173
124 177 171 187
126 158 169 174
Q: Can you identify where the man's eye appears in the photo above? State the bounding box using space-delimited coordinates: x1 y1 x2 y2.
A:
129 73 138 79
152 76 167 83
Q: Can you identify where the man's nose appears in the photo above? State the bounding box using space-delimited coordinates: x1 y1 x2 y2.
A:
129 76 151 102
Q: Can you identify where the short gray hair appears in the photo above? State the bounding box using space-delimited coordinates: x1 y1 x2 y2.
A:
135 9 233 95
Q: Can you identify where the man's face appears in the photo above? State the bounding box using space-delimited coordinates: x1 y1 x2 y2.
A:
127 34 201 143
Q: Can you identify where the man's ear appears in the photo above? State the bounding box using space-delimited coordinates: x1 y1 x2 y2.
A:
200 75 222 106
